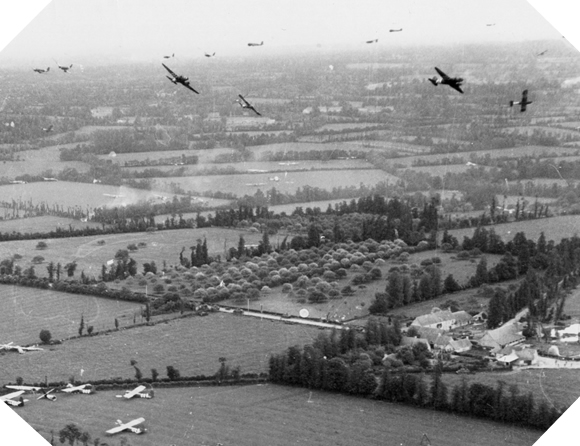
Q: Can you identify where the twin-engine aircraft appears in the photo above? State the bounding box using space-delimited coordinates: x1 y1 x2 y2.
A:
116 385 154 399
1 390 27 407
60 383 95 394
247 41 263 47
510 89 533 112
162 63 199 94
428 67 464 94
0 342 43 354
58 64 73 73
106 417 146 435
33 67 50 73
236 94 261 116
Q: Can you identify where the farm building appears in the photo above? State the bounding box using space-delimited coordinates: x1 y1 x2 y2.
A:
448 339 473 353
495 346 539 366
476 323 525 352
411 309 472 330
496 351 519 367
401 336 431 351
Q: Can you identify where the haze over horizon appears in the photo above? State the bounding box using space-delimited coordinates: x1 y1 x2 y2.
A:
0 0 567 66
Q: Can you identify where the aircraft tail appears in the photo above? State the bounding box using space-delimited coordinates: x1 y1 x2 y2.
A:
46 67 50 72
428 77 438 86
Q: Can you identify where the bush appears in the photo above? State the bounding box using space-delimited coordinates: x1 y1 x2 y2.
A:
39 329 52 344
36 241 48 250
32 256 45 264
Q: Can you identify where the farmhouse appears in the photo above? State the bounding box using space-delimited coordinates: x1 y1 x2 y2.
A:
410 309 472 330
400 336 431 351
476 323 525 352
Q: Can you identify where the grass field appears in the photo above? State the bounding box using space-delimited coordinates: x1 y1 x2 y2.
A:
0 146 88 177
0 284 142 345
447 215 580 245
0 227 266 280
0 182 181 210
16 384 543 446
100 148 237 166
0 311 321 385
0 216 101 233
151 169 399 196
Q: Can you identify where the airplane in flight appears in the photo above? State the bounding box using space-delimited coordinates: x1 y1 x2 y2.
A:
37 388 57 402
0 342 43 354
106 417 146 435
1 390 27 407
510 90 532 112
163 53 174 59
57 64 73 73
116 385 154 399
247 41 263 47
33 67 50 73
428 67 464 94
365 39 378 44
162 63 199 94
389 28 403 32
236 94 261 116
60 383 95 394
205 52 216 58
537 50 548 56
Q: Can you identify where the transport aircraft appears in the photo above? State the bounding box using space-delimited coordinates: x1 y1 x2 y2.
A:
428 67 464 93
162 63 199 94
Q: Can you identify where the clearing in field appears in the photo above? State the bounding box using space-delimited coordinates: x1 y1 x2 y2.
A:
0 311 321 385
151 169 398 196
0 227 267 280
0 284 142 345
17 384 542 446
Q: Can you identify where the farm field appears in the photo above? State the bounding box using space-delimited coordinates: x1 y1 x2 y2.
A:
502 126 580 140
406 164 477 176
0 216 101 233
122 159 376 174
0 284 142 345
315 122 386 131
15 385 543 446
0 182 182 210
268 198 361 215
74 125 133 136
0 312 321 385
151 169 398 196
447 215 580 245
99 147 236 166
0 146 88 177
0 227 267 280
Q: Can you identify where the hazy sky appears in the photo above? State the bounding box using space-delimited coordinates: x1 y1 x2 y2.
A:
0 0 572 64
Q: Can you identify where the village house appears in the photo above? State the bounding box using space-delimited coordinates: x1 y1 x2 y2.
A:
410 309 473 331
476 323 525 352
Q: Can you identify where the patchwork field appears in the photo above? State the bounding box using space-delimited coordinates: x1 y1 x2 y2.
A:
0 227 267 280
0 182 181 210
151 169 398 196
16 385 542 446
0 216 101 233
0 285 142 345
447 215 580 245
100 148 237 166
0 311 321 385
0 146 88 177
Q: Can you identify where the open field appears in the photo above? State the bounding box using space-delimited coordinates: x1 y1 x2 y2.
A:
74 125 133 136
315 122 386 132
0 182 182 210
268 198 361 215
0 146 88 177
0 227 267 279
447 215 580 245
0 285 142 345
16 384 542 446
0 312 321 384
122 159 375 174
407 164 477 175
0 216 101 233
503 126 580 140
99 147 236 166
151 169 398 196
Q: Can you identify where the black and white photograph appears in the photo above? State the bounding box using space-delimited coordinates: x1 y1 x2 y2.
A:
0 1 579 444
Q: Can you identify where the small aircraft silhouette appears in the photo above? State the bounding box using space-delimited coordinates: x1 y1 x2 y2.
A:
389 29 403 32
486 23 496 27
205 52 216 58
236 94 261 116
57 64 73 73
428 67 464 93
1 391 27 407
37 388 57 402
247 41 263 47
162 63 199 94
537 50 548 56
366 39 378 44
106 417 146 435
33 67 50 74
60 383 95 394
510 89 532 112
42 124 53 133
163 53 174 59
116 385 154 399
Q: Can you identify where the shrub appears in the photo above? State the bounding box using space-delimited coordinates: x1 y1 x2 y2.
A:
96 240 106 245
32 256 45 264
127 243 138 251
39 329 52 344
36 241 48 250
